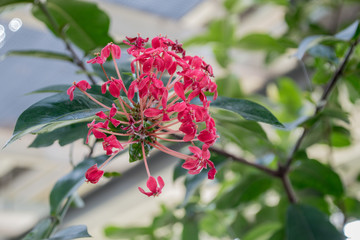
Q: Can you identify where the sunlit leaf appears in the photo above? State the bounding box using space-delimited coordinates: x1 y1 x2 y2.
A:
6 50 73 62
5 92 113 148
47 225 91 240
335 20 360 41
104 226 152 239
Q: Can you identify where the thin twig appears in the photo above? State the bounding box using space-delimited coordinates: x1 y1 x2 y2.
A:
35 0 96 85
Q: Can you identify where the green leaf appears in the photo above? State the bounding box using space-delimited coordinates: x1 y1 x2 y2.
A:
331 126 351 147
237 34 294 53
216 174 273 209
129 140 152 163
286 204 343 240
200 211 229 237
308 45 338 63
5 92 113 148
290 159 344 198
5 50 73 62
335 20 360 41
216 74 243 98
50 155 107 215
242 222 282 240
104 226 153 239
343 197 360 218
210 96 284 127
216 121 272 156
0 0 32 8
103 171 121 178
212 109 268 140
182 220 199 240
32 0 113 53
47 225 91 240
29 122 88 148
295 35 329 60
277 77 303 118
22 217 53 240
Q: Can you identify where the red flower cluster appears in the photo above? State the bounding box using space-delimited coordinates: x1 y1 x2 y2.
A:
70 36 219 196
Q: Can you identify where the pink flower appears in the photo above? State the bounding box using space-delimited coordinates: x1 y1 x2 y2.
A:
86 120 108 144
138 176 165 197
102 78 125 98
96 104 121 127
87 54 105 64
85 164 104 184
182 145 216 179
69 36 219 196
102 135 123 155
67 80 91 101
101 43 121 60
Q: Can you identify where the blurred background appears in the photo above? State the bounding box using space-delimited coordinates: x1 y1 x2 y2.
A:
1 0 360 239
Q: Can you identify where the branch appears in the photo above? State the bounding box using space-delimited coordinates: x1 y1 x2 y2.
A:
209 146 279 177
284 37 360 170
35 0 96 85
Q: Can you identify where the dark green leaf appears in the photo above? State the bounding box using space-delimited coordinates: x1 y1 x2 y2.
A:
216 174 273 209
32 0 112 53
47 225 91 240
290 159 344 198
22 217 53 240
286 204 343 240
103 171 121 178
298 190 330 215
0 0 32 8
29 122 87 148
268 228 285 240
230 213 249 237
129 140 152 163
5 92 113 147
242 222 282 240
308 45 338 63
6 50 73 62
50 155 107 215
331 126 351 147
335 20 360 41
212 110 268 139
182 220 199 240
210 97 284 127
104 226 153 239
